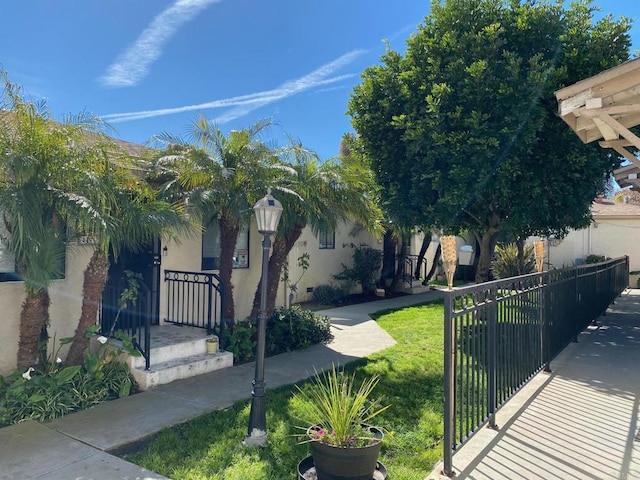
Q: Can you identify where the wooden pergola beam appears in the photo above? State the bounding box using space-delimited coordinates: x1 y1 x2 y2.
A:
596 113 640 150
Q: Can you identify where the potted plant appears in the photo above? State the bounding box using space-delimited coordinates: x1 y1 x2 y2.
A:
205 335 218 354
292 364 390 480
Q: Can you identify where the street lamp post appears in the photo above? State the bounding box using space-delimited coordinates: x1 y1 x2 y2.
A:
244 189 283 447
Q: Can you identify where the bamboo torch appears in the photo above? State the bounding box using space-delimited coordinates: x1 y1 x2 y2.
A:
534 240 544 273
441 235 457 290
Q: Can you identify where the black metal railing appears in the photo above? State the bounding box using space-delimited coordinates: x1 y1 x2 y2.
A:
398 254 429 287
442 256 628 476
164 269 226 344
99 282 151 370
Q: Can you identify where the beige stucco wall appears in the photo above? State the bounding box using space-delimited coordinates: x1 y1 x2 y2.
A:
537 217 640 280
0 221 382 374
159 226 269 322
0 244 93 377
0 279 25 376
159 221 381 321
283 223 380 305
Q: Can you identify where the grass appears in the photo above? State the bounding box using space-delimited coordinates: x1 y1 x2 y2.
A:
124 300 445 480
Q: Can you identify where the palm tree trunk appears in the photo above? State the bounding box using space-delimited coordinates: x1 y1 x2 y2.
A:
17 289 50 369
218 214 239 322
249 222 305 319
66 250 109 365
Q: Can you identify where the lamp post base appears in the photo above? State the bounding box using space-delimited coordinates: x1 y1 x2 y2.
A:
244 429 268 447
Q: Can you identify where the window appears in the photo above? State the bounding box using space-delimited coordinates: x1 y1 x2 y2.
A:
202 220 249 270
318 229 335 249
0 219 66 282
0 222 19 281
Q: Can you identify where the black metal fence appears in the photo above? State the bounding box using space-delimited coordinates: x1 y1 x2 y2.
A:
99 281 152 370
398 254 429 287
442 256 628 476
164 269 226 342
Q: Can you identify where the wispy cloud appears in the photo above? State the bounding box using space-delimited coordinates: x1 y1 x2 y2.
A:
100 0 221 88
387 21 421 43
101 49 366 123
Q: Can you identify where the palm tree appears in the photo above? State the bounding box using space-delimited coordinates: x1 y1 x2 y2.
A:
248 142 383 318
0 73 114 368
151 117 282 322
65 155 192 365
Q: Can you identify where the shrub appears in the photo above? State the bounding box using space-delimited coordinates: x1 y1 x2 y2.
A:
312 284 348 305
0 328 138 427
226 321 256 364
491 243 536 279
266 306 333 356
226 308 333 364
585 254 608 264
334 245 382 295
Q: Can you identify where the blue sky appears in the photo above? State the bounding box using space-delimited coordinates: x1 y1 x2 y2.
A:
1 0 638 160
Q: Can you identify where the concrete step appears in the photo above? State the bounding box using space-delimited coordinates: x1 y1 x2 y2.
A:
128 336 208 369
131 350 234 391
401 283 431 295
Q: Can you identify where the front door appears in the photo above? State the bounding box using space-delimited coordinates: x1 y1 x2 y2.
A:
100 239 161 334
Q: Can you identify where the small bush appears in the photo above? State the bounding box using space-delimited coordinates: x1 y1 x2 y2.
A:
0 329 138 427
312 284 348 305
226 321 256 364
266 306 333 356
226 308 333 364
585 254 608 264
492 243 536 279
334 244 382 294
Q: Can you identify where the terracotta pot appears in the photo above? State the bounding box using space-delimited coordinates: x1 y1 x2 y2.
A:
309 426 383 480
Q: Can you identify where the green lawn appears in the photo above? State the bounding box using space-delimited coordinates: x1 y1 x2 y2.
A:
124 300 445 480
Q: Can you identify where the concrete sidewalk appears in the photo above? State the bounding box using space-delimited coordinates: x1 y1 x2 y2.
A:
0 290 442 480
429 289 640 480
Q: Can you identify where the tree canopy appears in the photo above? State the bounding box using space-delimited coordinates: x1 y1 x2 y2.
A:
348 0 632 282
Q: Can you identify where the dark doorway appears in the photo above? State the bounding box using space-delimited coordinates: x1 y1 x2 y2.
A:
100 239 161 335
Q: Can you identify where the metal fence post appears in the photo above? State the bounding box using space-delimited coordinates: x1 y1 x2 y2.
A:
540 274 551 372
219 278 226 349
573 267 580 343
443 290 455 477
207 274 213 335
487 287 498 429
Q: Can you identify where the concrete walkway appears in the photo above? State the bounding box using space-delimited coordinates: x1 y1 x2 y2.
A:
428 288 640 480
0 290 442 480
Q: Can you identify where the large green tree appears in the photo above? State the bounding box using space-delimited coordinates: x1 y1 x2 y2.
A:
348 0 631 282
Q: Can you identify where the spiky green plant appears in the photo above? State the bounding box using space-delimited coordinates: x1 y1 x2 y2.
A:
491 243 536 279
291 364 390 447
